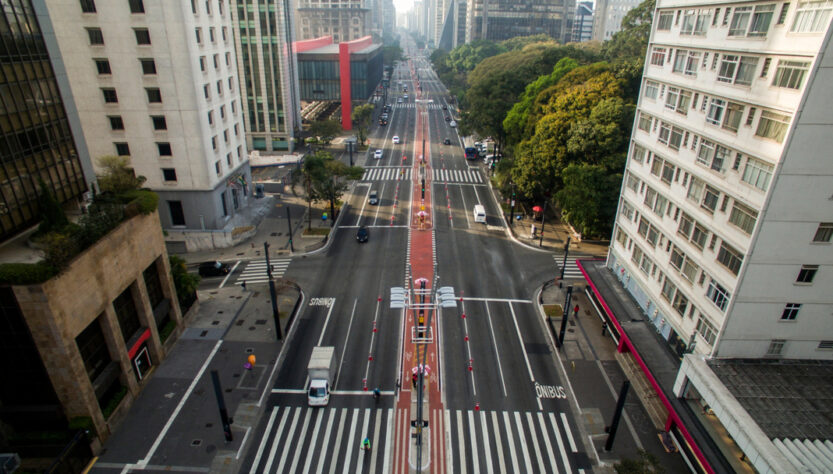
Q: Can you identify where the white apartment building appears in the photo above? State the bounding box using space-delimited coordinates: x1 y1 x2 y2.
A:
231 0 302 153
36 0 250 231
609 0 833 360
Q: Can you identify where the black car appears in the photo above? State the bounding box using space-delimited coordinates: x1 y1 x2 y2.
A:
445 116 451 122
442 105 448 110
199 261 230 277
356 226 369 243
443 138 452 145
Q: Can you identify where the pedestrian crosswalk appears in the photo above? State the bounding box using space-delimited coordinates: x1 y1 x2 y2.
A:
236 258 291 285
247 405 393 474
553 254 584 279
447 409 579 474
360 167 483 184
392 103 447 110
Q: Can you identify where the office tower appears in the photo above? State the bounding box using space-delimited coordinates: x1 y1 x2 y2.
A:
0 0 92 241
37 0 251 231
571 0 593 42
296 0 370 43
232 0 302 152
609 0 833 360
465 0 574 43
592 0 642 41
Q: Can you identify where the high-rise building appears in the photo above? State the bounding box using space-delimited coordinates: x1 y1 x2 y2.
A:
439 0 467 49
591 0 641 41
295 0 370 43
36 0 251 232
465 0 574 43
0 0 92 241
231 0 302 153
609 0 833 361
571 0 593 42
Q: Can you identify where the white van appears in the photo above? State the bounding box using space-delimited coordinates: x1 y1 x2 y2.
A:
473 205 486 223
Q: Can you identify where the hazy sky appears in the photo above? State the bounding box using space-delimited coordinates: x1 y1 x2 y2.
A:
394 0 414 13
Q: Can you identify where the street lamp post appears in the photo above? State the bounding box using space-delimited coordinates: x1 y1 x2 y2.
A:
539 200 547 247
509 183 516 227
264 242 283 340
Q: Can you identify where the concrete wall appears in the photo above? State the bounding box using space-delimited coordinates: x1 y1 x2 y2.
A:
12 211 182 440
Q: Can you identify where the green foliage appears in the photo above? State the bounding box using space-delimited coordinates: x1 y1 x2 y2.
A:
614 449 665 473
40 231 80 270
68 416 96 438
100 385 128 420
382 43 404 65
169 255 200 306
96 155 146 194
602 0 655 62
555 163 623 237
159 318 177 343
121 189 159 215
351 103 375 145
309 119 342 144
500 34 556 51
0 261 57 285
36 179 69 235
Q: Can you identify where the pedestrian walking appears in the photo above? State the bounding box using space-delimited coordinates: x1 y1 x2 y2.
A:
412 372 418 389
241 280 247 291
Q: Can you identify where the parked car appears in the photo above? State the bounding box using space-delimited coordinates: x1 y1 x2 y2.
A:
199 261 230 277
393 136 401 144
374 149 383 159
356 226 369 243
449 120 457 127
443 138 452 145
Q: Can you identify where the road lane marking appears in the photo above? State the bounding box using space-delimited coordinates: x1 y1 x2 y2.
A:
484 302 507 397
334 298 358 389
549 412 572 472
382 408 393 474
508 302 535 383
503 412 520 474
354 408 370 474
467 410 480 474
249 406 278 473
287 408 313 473
561 412 578 452
479 411 493 474
317 299 338 346
218 260 240 288
370 407 383 470
276 407 303 473
526 412 546 473
514 412 533 472
491 411 507 474
302 409 326 474
457 410 467 474
461 297 532 303
328 408 348 474
538 412 559 471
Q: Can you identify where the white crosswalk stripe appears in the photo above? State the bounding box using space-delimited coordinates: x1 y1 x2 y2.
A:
552 254 584 279
236 258 291 285
248 405 392 473
392 103 446 110
431 169 483 184
361 167 411 181
447 409 579 474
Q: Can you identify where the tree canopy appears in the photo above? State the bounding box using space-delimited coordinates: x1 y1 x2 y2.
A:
351 103 375 145
602 0 655 62
309 119 342 145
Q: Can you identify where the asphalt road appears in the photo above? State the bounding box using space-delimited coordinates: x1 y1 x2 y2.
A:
232 52 592 473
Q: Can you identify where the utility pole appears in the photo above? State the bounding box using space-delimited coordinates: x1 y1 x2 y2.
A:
286 207 294 253
264 242 283 340
558 285 573 347
539 200 547 247
346 140 354 167
210 370 233 441
605 381 631 451
560 237 572 281
509 183 516 226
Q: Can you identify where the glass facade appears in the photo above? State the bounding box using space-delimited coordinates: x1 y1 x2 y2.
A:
0 0 87 240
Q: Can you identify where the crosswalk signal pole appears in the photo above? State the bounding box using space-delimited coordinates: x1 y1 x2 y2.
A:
558 286 573 347
264 242 283 340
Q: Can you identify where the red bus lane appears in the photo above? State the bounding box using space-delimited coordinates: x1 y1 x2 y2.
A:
392 58 446 474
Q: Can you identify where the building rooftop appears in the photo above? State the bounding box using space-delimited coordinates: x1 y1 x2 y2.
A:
707 358 833 440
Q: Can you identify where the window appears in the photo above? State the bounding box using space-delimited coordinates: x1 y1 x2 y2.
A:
696 317 717 345
223 129 229 143
95 58 111 74
215 161 221 176
216 80 223 95
701 186 720 212
717 242 743 275
672 291 689 316
134 28 151 45
673 49 688 73
772 60 810 89
102 88 118 103
766 339 786 356
638 113 652 132
204 84 210 99
213 54 219 69
658 11 674 29
632 144 647 163
80 0 96 13
129 0 145 13
736 56 759 85
196 28 203 44
151 115 167 130
691 223 709 249
718 55 759 84
200 56 206 71
777 3 790 24
209 27 216 42
665 87 691 114
812 223 833 242
730 4 775 36
157 142 172 156
658 123 684 150
742 157 773 190
222 27 228 42
226 52 232 66
670 246 685 271
791 1 833 32
109 116 124 130
626 172 640 193
681 9 710 35
162 168 177 182
661 161 675 184
621 200 636 220
706 98 726 125
723 7 732 24
819 341 833 350
781 303 801 320
220 105 226 119
226 153 232 166
212 136 217 150
140 58 156 75
729 202 758 234
755 110 790 142
651 47 667 66
644 80 659 99
146 88 162 103
661 277 677 301
746 107 757 126
796 265 818 283
616 228 629 246
115 142 130 156
208 111 214 125
688 175 705 202
706 278 731 311
87 28 104 45
723 103 744 132
761 57 772 77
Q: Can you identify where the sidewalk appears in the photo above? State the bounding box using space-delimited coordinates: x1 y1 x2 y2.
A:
91 283 301 473
540 281 690 472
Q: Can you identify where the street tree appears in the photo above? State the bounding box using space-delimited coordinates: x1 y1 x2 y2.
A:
602 0 655 62
382 44 404 65
614 449 664 474
351 103 375 146
555 162 623 238
309 119 342 145
97 155 146 194
302 151 363 228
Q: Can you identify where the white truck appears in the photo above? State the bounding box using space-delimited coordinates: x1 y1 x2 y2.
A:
307 346 336 406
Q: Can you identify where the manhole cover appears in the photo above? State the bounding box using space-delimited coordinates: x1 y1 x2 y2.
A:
569 320 576 326
249 326 256 331
567 328 575 333
236 320 245 326
200 330 208 337
255 319 267 325
245 348 255 353
218 310 224 314
191 439 202 447
212 320 220 326
205 423 213 428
